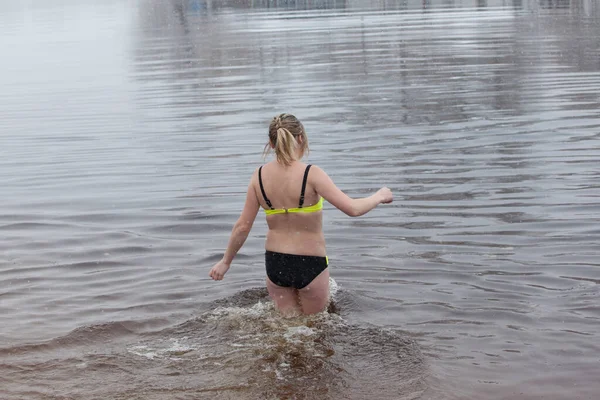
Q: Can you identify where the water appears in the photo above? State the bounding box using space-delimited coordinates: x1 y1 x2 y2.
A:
1 0 599 398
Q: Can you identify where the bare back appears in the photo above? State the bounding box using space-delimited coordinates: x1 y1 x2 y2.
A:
253 161 326 257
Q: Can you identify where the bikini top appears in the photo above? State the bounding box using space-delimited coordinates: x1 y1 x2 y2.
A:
258 164 324 215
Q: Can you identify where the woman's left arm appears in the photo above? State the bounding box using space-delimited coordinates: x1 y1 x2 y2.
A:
209 175 260 280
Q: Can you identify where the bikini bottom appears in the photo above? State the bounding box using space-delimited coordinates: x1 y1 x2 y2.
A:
265 250 328 289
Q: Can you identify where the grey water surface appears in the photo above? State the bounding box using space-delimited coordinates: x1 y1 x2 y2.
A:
1 0 599 399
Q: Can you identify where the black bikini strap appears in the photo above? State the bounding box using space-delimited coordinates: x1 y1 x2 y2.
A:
299 164 312 208
258 166 274 209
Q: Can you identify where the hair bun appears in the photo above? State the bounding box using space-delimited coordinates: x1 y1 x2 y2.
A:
272 116 282 130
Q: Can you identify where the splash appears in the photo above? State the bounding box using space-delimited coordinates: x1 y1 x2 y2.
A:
121 284 427 399
127 338 194 360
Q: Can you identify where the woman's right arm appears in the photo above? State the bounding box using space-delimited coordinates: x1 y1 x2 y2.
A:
311 166 392 217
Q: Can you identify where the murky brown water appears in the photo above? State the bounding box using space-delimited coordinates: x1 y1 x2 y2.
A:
1 0 599 399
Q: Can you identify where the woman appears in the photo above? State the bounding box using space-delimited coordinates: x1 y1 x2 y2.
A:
209 113 393 315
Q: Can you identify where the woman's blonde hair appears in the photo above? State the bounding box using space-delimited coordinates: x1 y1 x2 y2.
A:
263 113 309 166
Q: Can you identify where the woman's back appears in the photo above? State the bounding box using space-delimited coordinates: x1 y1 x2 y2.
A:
255 160 325 257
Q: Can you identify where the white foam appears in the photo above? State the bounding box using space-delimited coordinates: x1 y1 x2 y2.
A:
128 338 194 360
275 368 285 380
165 338 193 356
283 325 317 344
207 301 275 320
285 325 316 337
128 345 159 360
329 277 340 298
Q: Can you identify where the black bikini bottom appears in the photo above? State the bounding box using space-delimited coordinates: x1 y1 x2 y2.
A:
265 250 328 289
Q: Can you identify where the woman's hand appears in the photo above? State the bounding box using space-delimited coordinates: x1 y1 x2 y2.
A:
209 259 230 281
377 187 393 204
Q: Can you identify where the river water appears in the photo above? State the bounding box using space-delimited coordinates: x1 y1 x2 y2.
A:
1 0 599 399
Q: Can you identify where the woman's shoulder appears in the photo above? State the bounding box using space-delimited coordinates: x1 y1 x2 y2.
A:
307 164 327 177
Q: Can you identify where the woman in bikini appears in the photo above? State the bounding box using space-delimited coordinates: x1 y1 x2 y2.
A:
209 113 393 315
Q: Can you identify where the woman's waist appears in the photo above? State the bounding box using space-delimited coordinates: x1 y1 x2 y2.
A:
265 231 326 257
266 227 324 237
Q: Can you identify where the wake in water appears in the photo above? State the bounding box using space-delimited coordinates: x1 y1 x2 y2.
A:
1 281 427 400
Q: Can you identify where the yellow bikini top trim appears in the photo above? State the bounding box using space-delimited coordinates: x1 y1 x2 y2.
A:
264 197 324 215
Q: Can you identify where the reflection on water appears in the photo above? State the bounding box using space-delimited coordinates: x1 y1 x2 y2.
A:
1 0 600 399
139 0 598 12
